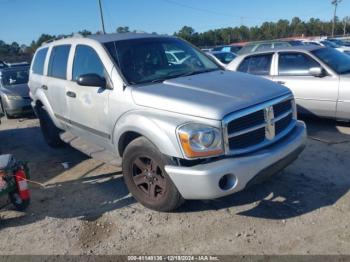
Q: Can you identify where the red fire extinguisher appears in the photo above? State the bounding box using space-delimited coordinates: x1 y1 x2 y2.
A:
14 168 30 201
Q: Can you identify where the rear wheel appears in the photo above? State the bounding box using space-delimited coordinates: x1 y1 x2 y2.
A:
122 137 184 212
37 106 64 148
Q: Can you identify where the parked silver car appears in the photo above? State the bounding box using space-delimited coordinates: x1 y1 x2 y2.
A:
0 66 33 118
228 46 350 120
29 33 306 211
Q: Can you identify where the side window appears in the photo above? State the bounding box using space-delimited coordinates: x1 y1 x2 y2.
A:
48 45 71 79
278 52 320 76
237 54 273 75
72 45 105 81
32 48 48 75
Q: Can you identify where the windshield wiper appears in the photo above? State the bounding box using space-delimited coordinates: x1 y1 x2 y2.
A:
180 68 220 77
131 68 221 85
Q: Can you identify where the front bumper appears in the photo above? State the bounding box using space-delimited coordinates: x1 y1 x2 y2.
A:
165 121 307 200
4 98 32 116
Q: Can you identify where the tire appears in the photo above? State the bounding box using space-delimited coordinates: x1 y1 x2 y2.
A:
37 107 64 148
122 137 184 212
9 192 30 211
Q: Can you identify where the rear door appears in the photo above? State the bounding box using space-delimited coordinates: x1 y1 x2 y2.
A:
236 53 274 81
273 51 339 117
65 44 112 147
46 45 71 121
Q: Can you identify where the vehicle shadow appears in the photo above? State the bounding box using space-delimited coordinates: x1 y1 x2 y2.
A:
179 116 350 219
1 116 350 226
0 125 135 230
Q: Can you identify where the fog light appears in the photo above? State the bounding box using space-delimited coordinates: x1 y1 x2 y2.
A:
218 174 236 190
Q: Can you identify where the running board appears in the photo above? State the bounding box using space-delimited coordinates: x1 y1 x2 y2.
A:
60 131 122 166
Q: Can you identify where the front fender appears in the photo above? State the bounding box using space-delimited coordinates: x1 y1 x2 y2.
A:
113 110 185 159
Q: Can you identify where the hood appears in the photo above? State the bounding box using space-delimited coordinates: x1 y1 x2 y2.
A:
131 70 290 120
1 83 30 97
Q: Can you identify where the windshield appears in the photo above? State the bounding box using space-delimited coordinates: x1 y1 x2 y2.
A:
104 37 220 85
312 47 350 75
0 68 29 87
213 52 237 64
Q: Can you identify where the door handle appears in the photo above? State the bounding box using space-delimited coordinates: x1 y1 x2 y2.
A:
41 85 48 90
66 91 76 98
275 81 286 85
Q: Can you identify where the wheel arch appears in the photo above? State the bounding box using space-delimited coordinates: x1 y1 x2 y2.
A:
114 111 184 159
32 90 63 129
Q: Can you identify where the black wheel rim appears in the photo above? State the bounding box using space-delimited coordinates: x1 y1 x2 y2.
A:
131 156 167 201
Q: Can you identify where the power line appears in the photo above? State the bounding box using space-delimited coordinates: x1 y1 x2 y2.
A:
161 0 234 18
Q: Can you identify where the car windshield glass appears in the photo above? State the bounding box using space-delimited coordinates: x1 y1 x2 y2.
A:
104 37 220 85
213 52 236 64
312 47 350 74
321 40 339 48
0 68 29 87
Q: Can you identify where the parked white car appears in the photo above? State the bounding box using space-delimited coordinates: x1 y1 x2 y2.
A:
165 50 191 65
227 46 350 120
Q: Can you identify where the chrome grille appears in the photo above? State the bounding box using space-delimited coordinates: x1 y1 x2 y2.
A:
223 94 296 155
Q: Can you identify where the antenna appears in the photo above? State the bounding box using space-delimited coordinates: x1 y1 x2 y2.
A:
98 0 106 34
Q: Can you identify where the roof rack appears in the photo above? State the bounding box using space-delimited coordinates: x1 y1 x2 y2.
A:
41 33 84 46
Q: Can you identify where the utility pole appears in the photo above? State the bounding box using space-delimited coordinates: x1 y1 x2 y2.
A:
331 0 342 37
344 17 349 36
98 0 106 34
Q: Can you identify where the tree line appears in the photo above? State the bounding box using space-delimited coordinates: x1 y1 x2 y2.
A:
1 16 349 62
174 16 350 47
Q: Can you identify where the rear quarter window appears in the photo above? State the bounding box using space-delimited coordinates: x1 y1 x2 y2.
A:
32 48 48 75
48 45 71 79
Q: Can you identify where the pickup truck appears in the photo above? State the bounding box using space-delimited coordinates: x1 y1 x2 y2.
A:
28 33 306 211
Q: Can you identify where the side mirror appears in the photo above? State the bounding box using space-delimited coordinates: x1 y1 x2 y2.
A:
309 67 324 77
77 73 107 88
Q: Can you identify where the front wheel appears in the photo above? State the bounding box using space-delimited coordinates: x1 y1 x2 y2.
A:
122 137 184 212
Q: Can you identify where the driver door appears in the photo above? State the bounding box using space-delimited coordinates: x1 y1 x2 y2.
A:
65 44 112 147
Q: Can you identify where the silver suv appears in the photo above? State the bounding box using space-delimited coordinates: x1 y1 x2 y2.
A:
29 33 306 211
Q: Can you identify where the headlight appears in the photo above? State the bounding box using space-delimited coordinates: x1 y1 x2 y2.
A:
7 94 23 100
177 123 224 158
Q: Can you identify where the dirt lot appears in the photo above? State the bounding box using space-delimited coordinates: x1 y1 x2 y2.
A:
0 116 350 255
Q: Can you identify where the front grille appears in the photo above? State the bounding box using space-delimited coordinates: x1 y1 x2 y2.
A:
224 95 296 155
229 127 265 149
227 110 264 134
276 113 293 134
273 100 292 117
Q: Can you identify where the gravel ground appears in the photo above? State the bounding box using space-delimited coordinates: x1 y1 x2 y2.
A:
0 116 350 255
